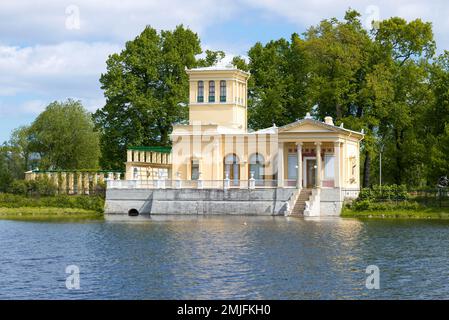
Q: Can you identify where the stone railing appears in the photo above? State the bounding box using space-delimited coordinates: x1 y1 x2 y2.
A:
107 179 278 190
25 170 124 195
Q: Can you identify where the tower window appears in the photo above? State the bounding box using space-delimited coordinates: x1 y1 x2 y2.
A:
220 80 226 102
209 80 215 102
197 81 204 102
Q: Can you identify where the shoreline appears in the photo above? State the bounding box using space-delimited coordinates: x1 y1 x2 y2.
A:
341 207 449 219
0 207 104 221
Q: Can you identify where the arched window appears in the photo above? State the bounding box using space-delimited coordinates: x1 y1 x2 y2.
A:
220 80 226 102
224 154 239 186
209 80 215 102
197 81 204 102
133 167 139 180
249 153 265 183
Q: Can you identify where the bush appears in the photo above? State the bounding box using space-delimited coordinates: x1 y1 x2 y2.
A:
8 180 29 195
351 199 421 211
8 177 58 196
358 184 409 202
30 176 57 196
0 193 104 213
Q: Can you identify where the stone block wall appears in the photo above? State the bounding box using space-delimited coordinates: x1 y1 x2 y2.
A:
105 188 296 217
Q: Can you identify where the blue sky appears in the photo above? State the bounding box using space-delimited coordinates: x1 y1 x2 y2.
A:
1 0 449 143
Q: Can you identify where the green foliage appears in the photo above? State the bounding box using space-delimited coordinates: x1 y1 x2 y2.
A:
350 199 420 211
358 184 409 201
28 99 100 170
9 176 57 196
8 179 28 195
94 25 223 169
0 193 104 213
234 35 310 130
350 184 418 212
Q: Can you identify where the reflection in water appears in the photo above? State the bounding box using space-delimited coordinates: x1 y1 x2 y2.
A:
1 217 449 299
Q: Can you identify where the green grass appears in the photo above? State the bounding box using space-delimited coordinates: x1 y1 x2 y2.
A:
341 207 449 219
0 207 104 221
0 193 105 221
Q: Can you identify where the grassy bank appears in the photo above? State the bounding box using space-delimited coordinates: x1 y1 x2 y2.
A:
0 193 104 221
341 207 449 219
0 207 103 221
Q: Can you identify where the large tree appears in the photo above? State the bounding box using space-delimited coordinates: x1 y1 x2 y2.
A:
28 99 100 170
374 17 435 186
233 35 309 130
94 25 223 169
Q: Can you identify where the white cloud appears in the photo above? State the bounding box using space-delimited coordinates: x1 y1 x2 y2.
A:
0 1 239 45
1 0 449 126
0 41 119 113
243 0 449 51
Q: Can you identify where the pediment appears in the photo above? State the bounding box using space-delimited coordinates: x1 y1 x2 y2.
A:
279 120 337 133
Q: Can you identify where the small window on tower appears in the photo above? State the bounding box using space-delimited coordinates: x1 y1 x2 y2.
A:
209 81 215 102
197 81 204 102
220 80 226 102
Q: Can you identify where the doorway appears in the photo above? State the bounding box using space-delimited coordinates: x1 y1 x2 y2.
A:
305 159 316 188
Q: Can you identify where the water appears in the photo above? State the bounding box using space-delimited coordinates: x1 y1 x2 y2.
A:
1 216 449 299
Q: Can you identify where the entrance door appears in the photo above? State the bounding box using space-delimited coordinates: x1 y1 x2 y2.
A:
306 159 316 188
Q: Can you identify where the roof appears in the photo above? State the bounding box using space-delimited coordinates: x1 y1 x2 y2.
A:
186 65 250 76
278 118 364 138
128 146 172 153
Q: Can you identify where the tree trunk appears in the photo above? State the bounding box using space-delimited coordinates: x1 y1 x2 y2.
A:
336 103 342 119
363 150 371 188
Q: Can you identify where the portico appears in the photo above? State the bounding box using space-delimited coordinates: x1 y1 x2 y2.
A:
275 115 361 192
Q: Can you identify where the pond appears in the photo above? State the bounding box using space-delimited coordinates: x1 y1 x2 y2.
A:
1 216 449 299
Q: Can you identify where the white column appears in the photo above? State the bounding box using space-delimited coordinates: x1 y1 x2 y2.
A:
315 142 321 188
296 142 302 189
334 142 341 188
277 142 284 187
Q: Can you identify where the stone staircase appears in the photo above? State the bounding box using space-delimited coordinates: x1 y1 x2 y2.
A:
290 188 312 216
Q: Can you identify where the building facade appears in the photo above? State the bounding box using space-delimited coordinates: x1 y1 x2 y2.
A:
115 66 364 216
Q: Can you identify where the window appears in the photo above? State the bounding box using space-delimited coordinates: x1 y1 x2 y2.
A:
133 167 139 180
324 155 335 179
209 80 215 102
249 153 264 182
220 80 226 102
224 154 239 186
191 159 199 180
197 81 204 102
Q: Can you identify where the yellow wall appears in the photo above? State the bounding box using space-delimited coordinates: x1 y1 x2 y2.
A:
187 68 249 131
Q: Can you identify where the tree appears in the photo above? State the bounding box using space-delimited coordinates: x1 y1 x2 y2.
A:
28 99 100 170
0 126 32 191
233 35 309 130
94 25 224 169
374 17 435 186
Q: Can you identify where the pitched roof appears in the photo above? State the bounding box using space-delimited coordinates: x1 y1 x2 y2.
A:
278 118 364 138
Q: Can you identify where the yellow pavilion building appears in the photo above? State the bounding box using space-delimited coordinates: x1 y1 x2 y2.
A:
119 65 364 216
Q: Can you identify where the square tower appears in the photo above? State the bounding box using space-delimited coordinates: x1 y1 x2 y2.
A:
186 66 250 132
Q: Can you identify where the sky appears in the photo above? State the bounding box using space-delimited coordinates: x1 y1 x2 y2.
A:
1 0 449 143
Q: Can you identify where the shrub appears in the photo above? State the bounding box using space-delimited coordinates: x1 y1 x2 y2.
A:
8 180 29 195
358 184 409 202
30 176 57 196
0 193 104 213
351 199 421 211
